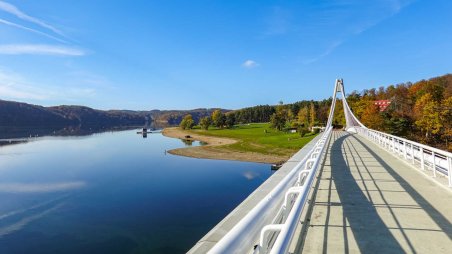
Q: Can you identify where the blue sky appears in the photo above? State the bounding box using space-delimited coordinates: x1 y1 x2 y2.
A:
0 0 451 110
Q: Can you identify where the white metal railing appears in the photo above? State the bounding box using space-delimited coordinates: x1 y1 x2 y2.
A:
356 127 452 187
255 126 332 254
207 79 340 253
207 127 332 254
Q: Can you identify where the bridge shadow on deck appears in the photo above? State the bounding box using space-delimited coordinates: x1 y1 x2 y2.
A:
350 135 452 238
329 133 405 253
324 132 452 253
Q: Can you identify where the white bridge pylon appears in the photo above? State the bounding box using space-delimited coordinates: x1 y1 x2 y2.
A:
329 78 366 133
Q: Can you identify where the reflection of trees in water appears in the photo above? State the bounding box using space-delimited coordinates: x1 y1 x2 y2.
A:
0 140 28 147
0 125 139 139
182 139 194 146
149 122 174 130
180 140 208 146
0 119 176 140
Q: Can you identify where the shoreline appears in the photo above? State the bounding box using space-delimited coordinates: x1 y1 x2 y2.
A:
161 127 290 164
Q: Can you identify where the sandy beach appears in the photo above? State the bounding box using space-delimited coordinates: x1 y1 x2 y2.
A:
162 127 289 164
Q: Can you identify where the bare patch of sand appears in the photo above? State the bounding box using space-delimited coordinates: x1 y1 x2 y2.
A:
162 127 289 164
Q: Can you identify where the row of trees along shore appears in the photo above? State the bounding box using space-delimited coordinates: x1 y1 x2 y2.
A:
180 101 328 135
179 74 451 151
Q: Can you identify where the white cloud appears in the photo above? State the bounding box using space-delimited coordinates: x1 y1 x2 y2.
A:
0 181 85 193
0 203 62 237
243 171 260 180
0 67 100 103
0 18 66 43
0 85 47 100
0 68 50 100
0 1 64 36
242 60 259 69
0 44 85 56
302 40 343 64
300 0 416 65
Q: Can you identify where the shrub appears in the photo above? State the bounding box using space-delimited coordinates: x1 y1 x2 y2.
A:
298 126 309 137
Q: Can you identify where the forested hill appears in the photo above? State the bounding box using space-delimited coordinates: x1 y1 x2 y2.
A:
346 74 452 150
0 99 226 128
0 100 146 128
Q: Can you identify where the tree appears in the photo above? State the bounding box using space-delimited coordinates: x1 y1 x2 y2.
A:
179 114 195 130
270 112 286 131
199 116 212 130
384 116 411 137
309 102 316 127
333 100 346 128
270 101 290 131
225 113 236 129
360 101 384 130
440 97 452 149
212 110 226 128
297 107 309 127
298 126 309 137
414 93 442 139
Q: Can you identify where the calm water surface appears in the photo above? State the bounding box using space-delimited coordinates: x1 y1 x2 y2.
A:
0 130 272 253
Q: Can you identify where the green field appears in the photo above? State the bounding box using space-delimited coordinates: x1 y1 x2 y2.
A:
190 123 318 156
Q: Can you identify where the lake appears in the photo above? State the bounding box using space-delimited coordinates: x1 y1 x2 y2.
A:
0 129 272 254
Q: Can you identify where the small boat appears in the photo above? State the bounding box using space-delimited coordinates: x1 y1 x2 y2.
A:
271 161 284 170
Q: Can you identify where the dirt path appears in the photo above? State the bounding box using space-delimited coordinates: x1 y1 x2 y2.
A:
162 127 289 164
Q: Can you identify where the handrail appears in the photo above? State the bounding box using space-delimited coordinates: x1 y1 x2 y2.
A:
358 127 452 158
208 78 343 254
356 127 452 187
265 127 332 254
207 132 326 253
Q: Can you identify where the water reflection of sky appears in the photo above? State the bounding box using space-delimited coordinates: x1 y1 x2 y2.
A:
0 181 86 193
0 129 272 254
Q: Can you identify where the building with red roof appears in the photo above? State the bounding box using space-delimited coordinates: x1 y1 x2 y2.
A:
374 100 391 111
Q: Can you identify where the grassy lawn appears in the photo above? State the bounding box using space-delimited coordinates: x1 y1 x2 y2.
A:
189 123 318 156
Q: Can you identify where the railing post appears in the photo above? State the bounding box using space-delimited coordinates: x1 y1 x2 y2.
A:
392 138 396 153
403 141 407 160
396 140 399 156
432 152 436 177
401 142 404 156
420 147 425 170
411 144 415 164
448 157 452 187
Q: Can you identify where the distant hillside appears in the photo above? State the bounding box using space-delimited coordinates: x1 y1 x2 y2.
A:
0 99 229 129
48 105 147 127
0 100 74 127
0 100 146 128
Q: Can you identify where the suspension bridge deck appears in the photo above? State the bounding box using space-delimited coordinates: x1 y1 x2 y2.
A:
297 131 452 253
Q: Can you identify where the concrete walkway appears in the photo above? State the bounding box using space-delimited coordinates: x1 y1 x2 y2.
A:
299 131 452 253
